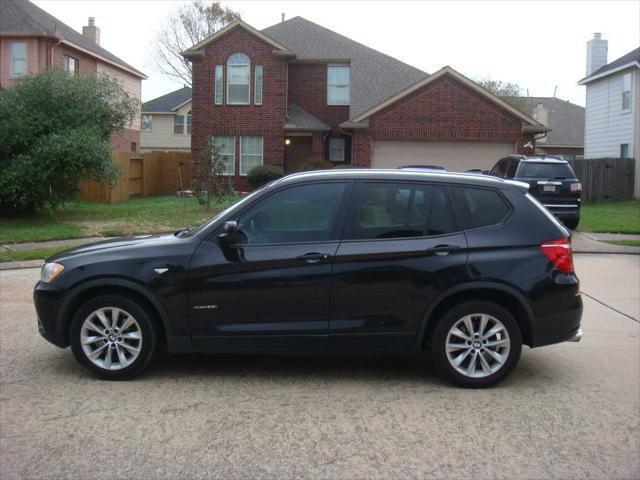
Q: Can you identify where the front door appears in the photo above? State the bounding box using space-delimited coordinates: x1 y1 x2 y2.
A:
329 181 468 347
284 136 312 173
188 181 351 348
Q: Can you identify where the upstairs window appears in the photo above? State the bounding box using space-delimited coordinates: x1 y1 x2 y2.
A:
173 115 184 134
142 115 152 131
186 110 192 134
214 65 223 104
11 42 27 77
227 53 250 104
254 65 263 105
328 65 350 105
64 55 78 76
622 72 632 112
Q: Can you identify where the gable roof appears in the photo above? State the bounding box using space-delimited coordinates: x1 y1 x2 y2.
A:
0 0 146 78
262 17 429 120
349 66 545 128
505 97 584 147
578 46 640 85
142 87 192 113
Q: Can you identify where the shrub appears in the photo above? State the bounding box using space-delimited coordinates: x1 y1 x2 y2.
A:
333 164 355 169
300 159 333 171
247 165 284 189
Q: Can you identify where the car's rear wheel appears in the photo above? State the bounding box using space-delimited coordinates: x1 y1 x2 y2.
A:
431 301 522 388
70 295 159 380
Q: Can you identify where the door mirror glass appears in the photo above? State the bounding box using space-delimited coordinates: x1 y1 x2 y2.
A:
217 221 238 243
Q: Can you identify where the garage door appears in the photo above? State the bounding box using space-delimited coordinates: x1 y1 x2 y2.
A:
371 140 515 172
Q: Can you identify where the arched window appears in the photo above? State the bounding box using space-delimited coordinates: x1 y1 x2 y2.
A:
227 53 250 104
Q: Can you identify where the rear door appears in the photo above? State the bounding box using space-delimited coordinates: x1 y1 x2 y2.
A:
329 181 468 347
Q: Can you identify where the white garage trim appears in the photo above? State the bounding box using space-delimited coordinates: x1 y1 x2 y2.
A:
371 140 515 172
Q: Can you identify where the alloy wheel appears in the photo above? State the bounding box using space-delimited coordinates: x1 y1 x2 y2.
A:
445 313 511 378
80 307 143 370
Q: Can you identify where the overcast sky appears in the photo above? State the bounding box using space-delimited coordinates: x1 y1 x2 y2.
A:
33 0 640 105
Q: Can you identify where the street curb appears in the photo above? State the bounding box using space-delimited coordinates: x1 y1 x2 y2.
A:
0 260 44 271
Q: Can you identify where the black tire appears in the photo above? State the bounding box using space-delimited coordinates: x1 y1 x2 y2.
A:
431 301 522 388
69 294 159 380
564 218 580 230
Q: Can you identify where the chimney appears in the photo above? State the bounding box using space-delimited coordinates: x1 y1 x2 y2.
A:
82 17 100 45
281 13 285 22
586 33 607 76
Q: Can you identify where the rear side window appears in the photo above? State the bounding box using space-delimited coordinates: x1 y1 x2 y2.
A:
346 182 457 239
452 187 510 229
516 162 575 179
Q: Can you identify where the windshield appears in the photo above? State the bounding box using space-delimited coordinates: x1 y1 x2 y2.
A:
517 162 575 179
188 184 270 236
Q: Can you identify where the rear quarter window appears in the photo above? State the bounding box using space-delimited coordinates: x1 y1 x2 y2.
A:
452 186 511 229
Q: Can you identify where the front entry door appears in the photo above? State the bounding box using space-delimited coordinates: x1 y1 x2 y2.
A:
188 181 351 349
329 181 468 347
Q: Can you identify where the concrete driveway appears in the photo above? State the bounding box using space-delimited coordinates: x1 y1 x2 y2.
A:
0 254 638 479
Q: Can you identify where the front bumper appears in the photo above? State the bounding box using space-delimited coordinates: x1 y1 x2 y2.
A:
33 281 69 348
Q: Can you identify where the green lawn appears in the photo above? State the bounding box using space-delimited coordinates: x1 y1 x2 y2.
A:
0 246 77 263
602 239 640 247
0 195 238 244
578 201 640 234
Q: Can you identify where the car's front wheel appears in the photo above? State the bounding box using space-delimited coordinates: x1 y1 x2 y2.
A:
431 301 522 388
70 295 159 380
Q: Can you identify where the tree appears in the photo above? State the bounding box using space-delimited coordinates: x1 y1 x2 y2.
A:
477 78 528 110
152 1 241 86
192 136 233 210
0 69 138 214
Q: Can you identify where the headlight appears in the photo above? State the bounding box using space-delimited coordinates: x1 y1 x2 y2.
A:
41 263 64 283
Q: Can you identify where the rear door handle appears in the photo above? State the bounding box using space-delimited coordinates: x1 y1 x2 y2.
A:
426 245 459 256
296 252 331 264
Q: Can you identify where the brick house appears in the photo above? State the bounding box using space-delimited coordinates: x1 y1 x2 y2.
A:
0 0 147 151
184 17 546 189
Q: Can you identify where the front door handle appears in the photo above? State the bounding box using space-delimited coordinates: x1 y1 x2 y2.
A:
426 245 460 256
296 252 331 264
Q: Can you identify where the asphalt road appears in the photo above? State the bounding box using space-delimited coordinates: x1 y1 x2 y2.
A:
1 254 638 479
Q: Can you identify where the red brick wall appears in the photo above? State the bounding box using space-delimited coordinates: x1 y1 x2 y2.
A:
191 28 289 188
51 45 97 75
288 63 350 135
110 128 140 151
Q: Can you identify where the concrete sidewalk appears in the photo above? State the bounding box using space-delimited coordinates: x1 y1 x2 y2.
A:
572 232 640 254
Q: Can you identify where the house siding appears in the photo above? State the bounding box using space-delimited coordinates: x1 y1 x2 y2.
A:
141 111 191 152
584 68 637 158
191 27 289 190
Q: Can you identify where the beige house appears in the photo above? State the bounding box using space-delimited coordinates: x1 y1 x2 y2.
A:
140 87 192 152
0 0 147 151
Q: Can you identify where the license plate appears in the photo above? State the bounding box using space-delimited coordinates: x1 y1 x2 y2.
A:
543 185 556 192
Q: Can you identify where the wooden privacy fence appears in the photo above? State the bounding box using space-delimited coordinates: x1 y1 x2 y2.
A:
568 157 636 202
79 151 192 203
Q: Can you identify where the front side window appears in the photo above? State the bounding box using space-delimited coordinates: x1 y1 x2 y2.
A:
621 143 629 158
64 55 78 76
348 183 456 240
227 53 250 104
173 115 184 134
452 187 510 229
254 65 263 105
214 65 223 104
327 65 350 105
141 115 152 131
214 136 236 175
240 136 263 175
11 42 27 76
236 183 347 245
622 72 632 111
329 138 345 162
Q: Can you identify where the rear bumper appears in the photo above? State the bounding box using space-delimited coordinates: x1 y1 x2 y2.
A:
530 296 583 347
543 204 580 220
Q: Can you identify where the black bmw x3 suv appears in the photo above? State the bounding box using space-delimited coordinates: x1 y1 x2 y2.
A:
34 169 583 387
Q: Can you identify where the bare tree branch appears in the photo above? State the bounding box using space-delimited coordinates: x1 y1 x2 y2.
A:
152 1 241 86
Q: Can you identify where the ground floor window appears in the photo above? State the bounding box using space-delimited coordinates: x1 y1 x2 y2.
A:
240 136 263 175
213 136 236 175
329 138 345 162
620 143 629 158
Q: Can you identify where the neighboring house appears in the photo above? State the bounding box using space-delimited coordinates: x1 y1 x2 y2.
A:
182 17 546 189
0 0 147 151
507 97 585 159
578 34 640 196
140 87 192 152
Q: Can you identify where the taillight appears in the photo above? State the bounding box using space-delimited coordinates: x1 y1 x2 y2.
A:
540 237 574 273
570 183 582 193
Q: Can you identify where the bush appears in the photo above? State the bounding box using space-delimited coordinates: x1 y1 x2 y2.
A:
333 164 355 169
247 165 284 189
300 159 333 171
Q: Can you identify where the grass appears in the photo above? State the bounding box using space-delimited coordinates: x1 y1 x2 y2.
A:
0 246 75 262
0 195 238 244
602 239 640 247
578 201 640 234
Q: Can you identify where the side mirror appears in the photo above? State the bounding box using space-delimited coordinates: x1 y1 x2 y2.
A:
217 221 238 243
